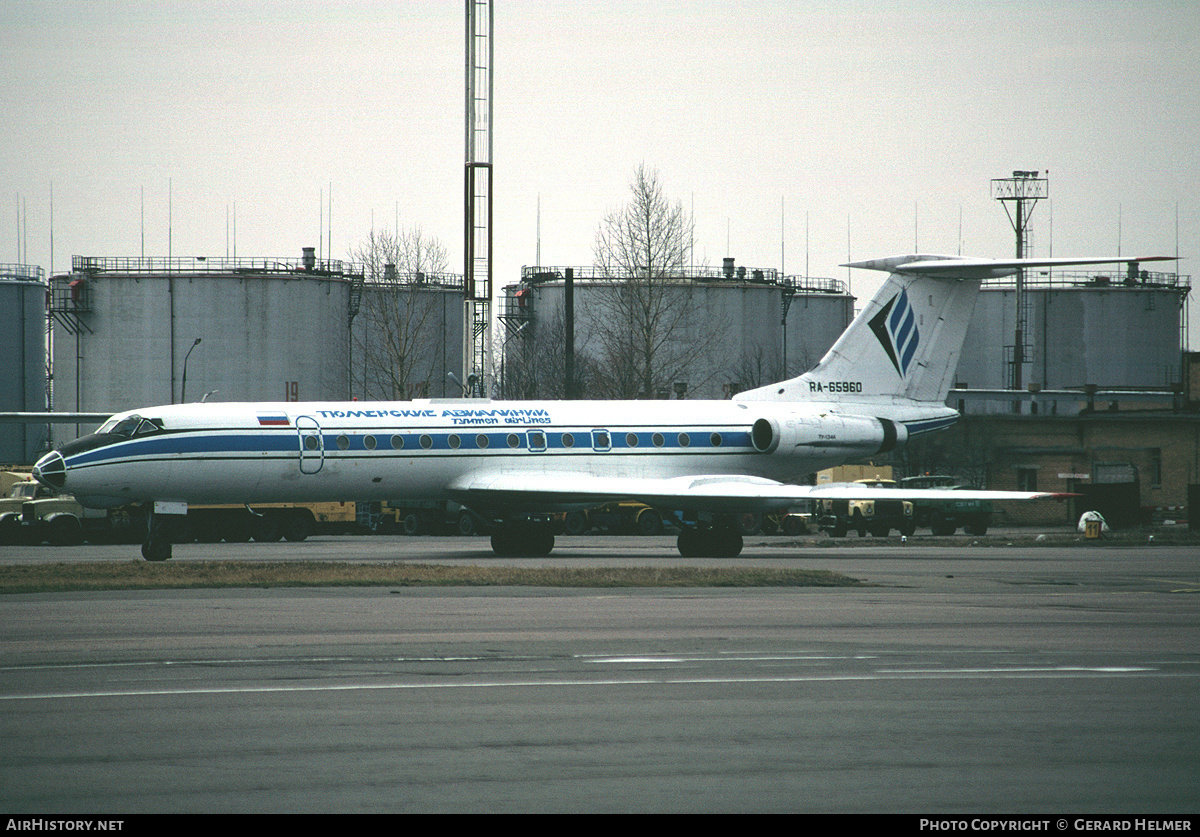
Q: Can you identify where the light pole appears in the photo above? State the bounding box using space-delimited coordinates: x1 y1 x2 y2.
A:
180 338 202 403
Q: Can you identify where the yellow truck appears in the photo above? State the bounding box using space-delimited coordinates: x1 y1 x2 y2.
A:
817 478 916 538
0 478 116 545
0 474 356 545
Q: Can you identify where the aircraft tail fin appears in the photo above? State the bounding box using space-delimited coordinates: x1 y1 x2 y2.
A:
736 254 1177 405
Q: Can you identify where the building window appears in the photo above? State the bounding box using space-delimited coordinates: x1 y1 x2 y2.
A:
1150 449 1162 487
1017 467 1038 492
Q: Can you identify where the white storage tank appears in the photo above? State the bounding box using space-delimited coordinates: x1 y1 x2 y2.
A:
954 268 1190 412
500 264 853 399
0 264 47 463
349 266 466 400
49 254 354 444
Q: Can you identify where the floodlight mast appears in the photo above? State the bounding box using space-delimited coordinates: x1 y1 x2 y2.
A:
991 170 1048 410
464 0 493 398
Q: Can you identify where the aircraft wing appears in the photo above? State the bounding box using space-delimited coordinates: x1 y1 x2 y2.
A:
0 412 114 424
446 472 1070 514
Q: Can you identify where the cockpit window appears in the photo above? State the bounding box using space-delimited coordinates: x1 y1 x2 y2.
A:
111 417 142 437
101 415 163 438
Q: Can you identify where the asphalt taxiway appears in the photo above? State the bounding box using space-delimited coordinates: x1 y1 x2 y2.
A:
1 533 1198 814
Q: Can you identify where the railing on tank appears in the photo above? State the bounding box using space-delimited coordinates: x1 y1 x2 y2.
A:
0 264 45 283
519 265 847 295
357 270 464 290
71 255 357 276
981 269 1191 291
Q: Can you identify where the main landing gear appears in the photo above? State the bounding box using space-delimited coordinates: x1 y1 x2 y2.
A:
490 521 555 557
676 520 744 558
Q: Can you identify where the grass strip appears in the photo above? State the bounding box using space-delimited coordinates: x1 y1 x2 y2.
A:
0 561 862 595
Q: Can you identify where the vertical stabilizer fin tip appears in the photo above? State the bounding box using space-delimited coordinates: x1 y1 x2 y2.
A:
736 253 1179 406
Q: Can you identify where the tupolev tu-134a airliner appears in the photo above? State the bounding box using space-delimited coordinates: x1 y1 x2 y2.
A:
33 254 1173 561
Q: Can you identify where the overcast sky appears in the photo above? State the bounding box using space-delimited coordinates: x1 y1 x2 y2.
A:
3 0 1197 343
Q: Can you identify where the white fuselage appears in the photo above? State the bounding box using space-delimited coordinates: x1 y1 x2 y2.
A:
45 397 954 511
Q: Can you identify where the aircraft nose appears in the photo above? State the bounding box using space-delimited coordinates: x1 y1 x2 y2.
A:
32 451 66 490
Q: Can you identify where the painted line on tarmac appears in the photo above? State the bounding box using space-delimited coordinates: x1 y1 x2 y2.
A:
0 665 1174 702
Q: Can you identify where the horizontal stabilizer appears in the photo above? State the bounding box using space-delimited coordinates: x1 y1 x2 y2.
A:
843 254 1178 279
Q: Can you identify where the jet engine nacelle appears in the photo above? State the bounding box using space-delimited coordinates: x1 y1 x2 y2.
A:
750 414 907 458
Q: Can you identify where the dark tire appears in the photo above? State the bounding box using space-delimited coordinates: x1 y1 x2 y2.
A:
563 511 589 536
403 513 422 536
677 528 704 557
251 514 282 542
636 509 663 536
781 516 807 536
48 515 84 546
456 511 477 536
281 510 313 542
737 512 762 536
221 512 253 543
141 539 172 561
714 529 744 557
964 515 990 536
491 525 553 557
0 514 19 545
930 516 956 536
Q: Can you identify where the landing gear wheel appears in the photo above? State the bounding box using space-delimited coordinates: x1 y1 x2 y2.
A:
141 539 172 562
490 524 554 557
677 527 743 558
677 528 705 557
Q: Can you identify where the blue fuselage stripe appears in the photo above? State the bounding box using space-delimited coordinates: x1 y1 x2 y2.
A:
65 427 757 469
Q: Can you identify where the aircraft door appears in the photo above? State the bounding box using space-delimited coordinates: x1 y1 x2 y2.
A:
296 415 324 474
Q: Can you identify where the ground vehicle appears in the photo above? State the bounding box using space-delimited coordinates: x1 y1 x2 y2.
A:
818 479 915 537
359 499 489 536
899 475 992 535
736 506 814 535
563 501 667 535
0 477 352 545
0 480 114 545
776 512 813 535
181 502 357 542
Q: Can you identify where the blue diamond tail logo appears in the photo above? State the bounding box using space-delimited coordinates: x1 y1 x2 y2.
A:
869 290 920 377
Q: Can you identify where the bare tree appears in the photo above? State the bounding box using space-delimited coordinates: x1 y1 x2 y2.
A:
350 226 453 401
501 308 599 400
732 343 786 396
890 416 994 487
590 165 726 399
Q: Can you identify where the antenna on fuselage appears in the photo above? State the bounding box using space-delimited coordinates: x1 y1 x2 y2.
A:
447 372 470 397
